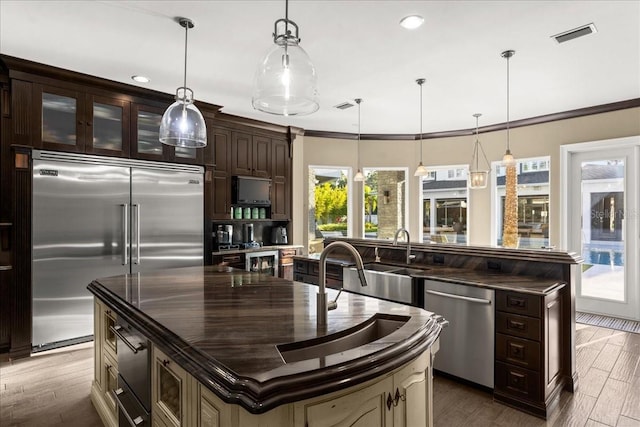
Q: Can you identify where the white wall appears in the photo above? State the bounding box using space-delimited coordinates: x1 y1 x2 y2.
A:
292 107 640 252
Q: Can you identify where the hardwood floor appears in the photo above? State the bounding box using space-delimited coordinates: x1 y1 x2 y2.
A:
1 324 638 427
433 324 640 427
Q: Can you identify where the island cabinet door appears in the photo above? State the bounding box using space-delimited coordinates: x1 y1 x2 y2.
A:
195 384 233 427
392 351 432 427
152 346 191 427
296 376 394 427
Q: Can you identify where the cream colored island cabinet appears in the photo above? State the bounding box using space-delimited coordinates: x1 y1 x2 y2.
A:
91 298 119 427
147 343 437 427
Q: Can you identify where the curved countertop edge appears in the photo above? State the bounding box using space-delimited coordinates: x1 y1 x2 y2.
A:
88 281 442 415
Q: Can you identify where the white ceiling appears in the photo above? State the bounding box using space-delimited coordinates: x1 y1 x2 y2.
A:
1 1 638 135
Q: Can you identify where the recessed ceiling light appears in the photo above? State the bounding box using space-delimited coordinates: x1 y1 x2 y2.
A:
400 15 424 30
131 75 150 83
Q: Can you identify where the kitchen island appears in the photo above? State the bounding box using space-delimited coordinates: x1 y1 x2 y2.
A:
88 265 443 427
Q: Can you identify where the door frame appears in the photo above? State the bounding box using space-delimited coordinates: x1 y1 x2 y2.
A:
560 136 640 320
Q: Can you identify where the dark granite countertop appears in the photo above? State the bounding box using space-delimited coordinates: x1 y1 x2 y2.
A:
294 255 567 295
88 265 442 413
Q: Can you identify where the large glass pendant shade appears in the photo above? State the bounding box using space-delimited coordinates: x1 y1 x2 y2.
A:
159 88 207 148
160 17 207 148
253 39 319 116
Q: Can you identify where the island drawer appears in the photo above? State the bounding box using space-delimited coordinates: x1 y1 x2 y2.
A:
496 312 541 341
495 361 541 401
496 333 540 370
496 291 541 318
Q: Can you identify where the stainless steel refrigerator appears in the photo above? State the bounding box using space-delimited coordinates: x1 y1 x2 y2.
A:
32 150 203 350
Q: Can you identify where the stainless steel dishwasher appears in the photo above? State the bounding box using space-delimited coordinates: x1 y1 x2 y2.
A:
424 279 495 388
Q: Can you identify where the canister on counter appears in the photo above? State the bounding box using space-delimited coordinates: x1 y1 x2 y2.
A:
244 207 251 219
259 207 266 219
252 207 259 219
234 207 242 219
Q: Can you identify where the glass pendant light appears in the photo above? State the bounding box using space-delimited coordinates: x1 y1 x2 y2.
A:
468 113 490 189
159 18 207 148
414 78 429 177
353 98 365 182
501 50 516 166
252 0 319 116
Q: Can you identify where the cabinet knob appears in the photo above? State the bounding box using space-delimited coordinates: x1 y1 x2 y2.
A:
162 359 170 367
386 392 393 411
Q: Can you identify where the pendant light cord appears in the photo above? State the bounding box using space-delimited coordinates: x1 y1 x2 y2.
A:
419 81 423 161
506 54 510 152
474 115 480 170
183 22 188 94
356 98 362 171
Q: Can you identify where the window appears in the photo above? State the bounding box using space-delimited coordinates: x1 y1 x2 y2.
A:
421 165 468 244
362 168 407 239
308 167 351 254
493 156 550 248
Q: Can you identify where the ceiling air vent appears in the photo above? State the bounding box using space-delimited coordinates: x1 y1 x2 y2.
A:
334 101 354 110
552 23 597 44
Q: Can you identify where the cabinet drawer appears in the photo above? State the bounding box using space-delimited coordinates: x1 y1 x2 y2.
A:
280 249 297 257
294 261 308 274
496 291 541 318
495 361 541 401
496 333 540 370
496 312 541 341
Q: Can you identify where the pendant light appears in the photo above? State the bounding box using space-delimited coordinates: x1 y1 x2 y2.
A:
468 113 490 189
501 50 516 165
252 0 319 116
414 78 429 177
353 98 365 182
159 17 207 148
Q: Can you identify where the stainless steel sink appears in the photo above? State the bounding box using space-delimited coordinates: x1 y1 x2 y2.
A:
343 264 418 304
362 263 401 273
277 314 409 363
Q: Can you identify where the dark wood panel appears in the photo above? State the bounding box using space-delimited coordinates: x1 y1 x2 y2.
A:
497 291 542 318
10 146 32 358
10 80 33 146
252 135 271 178
545 292 563 389
496 333 541 370
231 131 252 176
495 361 542 402
496 312 542 341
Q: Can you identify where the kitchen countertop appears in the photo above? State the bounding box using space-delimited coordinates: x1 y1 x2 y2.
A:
212 244 303 256
294 255 565 295
87 265 442 413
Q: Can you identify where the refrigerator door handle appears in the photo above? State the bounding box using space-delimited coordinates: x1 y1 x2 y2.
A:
121 203 129 265
134 204 140 265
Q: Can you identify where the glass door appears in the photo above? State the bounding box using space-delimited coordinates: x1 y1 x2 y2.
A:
568 145 639 320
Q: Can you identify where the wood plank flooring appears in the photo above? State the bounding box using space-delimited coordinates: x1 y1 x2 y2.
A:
1 324 639 427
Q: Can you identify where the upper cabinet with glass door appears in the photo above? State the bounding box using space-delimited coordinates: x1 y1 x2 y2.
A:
35 83 130 157
131 103 172 161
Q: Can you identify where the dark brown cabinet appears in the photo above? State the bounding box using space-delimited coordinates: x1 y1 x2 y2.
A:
231 131 271 178
293 258 343 289
34 83 131 157
271 138 290 220
494 289 564 418
278 248 299 280
211 127 233 220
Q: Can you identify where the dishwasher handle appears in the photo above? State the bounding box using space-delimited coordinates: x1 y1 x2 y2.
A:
426 289 492 305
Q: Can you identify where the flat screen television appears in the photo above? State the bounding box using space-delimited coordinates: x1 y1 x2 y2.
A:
232 176 271 206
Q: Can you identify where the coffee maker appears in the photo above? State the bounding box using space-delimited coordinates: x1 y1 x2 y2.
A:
215 225 235 250
271 226 288 244
242 223 260 248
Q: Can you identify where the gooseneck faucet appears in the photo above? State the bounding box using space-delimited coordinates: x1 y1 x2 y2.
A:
393 228 415 264
318 241 368 327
